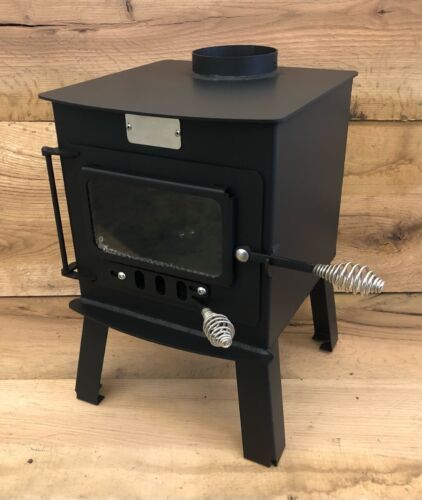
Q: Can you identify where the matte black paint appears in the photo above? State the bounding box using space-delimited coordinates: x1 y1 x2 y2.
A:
310 279 339 352
75 316 108 405
41 57 356 467
40 60 356 122
192 45 278 79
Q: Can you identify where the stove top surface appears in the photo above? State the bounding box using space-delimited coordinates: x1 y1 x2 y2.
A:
40 60 356 123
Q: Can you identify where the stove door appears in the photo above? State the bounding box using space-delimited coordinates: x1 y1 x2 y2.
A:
83 167 233 285
61 146 263 327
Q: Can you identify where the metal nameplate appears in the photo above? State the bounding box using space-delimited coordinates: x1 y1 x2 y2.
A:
125 114 181 150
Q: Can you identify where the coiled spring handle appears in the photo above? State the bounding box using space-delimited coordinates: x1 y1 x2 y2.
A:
199 248 384 349
313 262 384 295
236 247 384 296
201 307 235 348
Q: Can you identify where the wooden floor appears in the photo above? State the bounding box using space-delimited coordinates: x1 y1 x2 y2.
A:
1 297 422 498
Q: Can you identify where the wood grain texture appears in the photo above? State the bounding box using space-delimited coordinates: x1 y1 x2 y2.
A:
343 122 422 195
0 378 421 498
0 121 420 295
0 0 421 120
338 194 422 291
1 294 420 380
0 122 77 295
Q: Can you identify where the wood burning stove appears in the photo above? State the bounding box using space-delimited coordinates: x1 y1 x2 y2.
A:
40 45 384 467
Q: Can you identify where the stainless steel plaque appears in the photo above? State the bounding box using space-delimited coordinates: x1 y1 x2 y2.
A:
125 114 181 149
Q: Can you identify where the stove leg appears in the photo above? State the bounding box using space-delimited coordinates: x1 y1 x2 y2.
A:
235 344 285 467
75 317 108 405
310 278 338 352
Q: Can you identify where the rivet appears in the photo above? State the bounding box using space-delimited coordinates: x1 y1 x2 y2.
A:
126 123 132 130
117 271 127 280
235 248 250 263
197 286 207 296
175 129 181 137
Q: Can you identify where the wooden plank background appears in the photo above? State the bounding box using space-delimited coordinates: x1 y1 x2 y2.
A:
2 378 422 498
0 0 421 121
0 3 420 315
0 2 421 497
0 121 420 295
1 294 421 380
1 295 422 497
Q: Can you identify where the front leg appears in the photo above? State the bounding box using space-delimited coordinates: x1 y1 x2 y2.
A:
75 316 108 404
235 344 285 467
310 278 338 352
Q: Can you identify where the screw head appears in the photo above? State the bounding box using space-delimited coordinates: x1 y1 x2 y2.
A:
197 286 207 296
126 123 132 130
117 271 126 280
235 248 250 263
175 129 181 137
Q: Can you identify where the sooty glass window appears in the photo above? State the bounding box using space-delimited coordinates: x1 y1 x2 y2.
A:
87 175 223 278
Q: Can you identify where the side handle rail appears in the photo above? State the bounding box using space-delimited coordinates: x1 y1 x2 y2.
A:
41 146 91 281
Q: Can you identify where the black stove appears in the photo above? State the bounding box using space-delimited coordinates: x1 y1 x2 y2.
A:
40 45 383 467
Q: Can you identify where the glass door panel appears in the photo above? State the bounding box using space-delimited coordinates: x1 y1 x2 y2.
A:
85 169 231 279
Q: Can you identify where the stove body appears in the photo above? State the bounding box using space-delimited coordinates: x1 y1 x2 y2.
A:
40 48 356 466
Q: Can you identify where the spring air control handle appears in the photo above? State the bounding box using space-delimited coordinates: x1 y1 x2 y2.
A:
201 307 235 348
235 247 384 295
